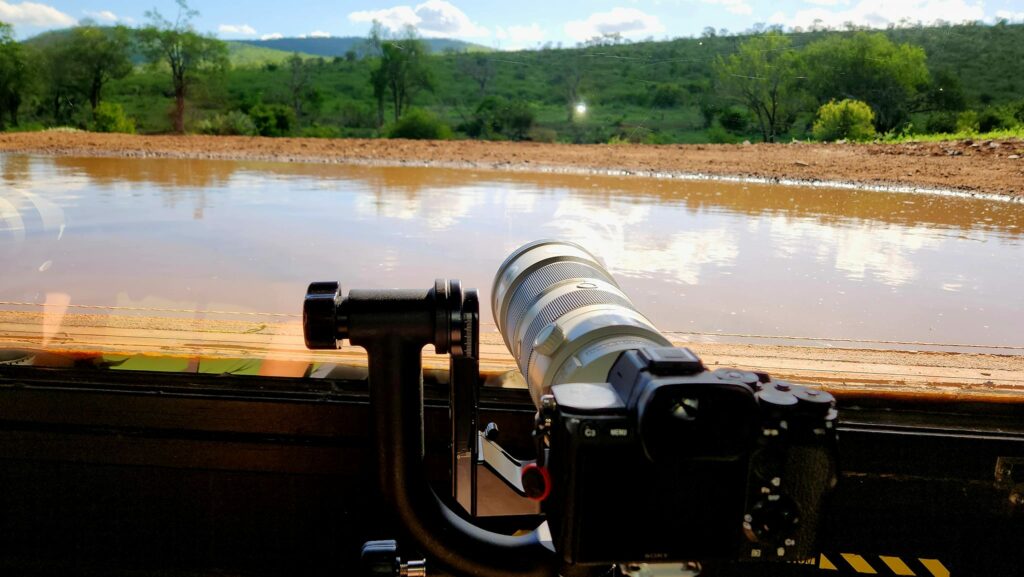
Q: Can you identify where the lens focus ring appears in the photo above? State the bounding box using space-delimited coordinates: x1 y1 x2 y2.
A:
517 288 632 378
492 240 670 404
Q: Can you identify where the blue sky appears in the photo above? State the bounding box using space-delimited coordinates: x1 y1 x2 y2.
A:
5 0 1024 45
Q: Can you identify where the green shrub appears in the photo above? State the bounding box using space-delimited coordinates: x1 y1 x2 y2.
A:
719 107 748 134
527 126 557 143
4 122 46 133
955 110 979 133
650 83 685 109
338 101 377 129
196 111 257 136
812 99 875 142
977 108 1014 133
387 109 452 140
248 104 295 137
464 97 535 140
300 125 342 139
1012 100 1024 125
92 102 135 134
706 125 737 144
924 112 958 134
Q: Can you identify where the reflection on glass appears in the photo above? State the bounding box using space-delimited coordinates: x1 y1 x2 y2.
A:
1 154 1022 372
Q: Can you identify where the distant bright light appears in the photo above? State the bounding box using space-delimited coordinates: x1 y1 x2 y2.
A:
575 103 587 115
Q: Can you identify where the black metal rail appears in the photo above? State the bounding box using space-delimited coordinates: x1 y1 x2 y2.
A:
0 366 1022 577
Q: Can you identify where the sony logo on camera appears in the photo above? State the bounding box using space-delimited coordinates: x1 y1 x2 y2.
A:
538 346 838 570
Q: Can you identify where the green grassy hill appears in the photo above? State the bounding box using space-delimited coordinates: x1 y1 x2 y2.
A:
225 42 318 67
27 22 1024 141
23 27 318 68
237 36 492 57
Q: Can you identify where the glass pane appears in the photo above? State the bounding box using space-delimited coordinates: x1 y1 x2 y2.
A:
2 155 1021 396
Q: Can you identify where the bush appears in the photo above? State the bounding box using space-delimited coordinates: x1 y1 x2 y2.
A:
812 99 875 142
1012 100 1024 125
650 83 685 109
924 112 958 134
719 107 748 134
248 104 295 137
706 125 738 144
4 122 46 133
92 102 135 134
195 111 257 136
300 125 342 139
977 108 1014 133
464 97 535 140
955 110 979 133
338 101 377 129
387 109 452 140
527 126 557 143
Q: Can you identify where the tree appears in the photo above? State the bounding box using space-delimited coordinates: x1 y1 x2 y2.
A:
456 53 494 97
0 21 31 129
802 32 930 133
39 30 83 124
364 21 386 127
372 26 433 123
713 32 805 142
35 23 132 126
138 0 228 133
286 53 310 119
917 69 966 113
551 54 585 123
70 23 133 111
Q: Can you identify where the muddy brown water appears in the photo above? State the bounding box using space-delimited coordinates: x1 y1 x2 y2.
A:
1 154 1022 356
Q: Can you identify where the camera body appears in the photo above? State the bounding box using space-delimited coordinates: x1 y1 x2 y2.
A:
540 346 837 569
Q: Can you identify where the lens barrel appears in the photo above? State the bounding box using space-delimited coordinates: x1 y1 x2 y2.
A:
492 240 671 406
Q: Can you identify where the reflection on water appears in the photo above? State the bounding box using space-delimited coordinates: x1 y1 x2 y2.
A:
1 154 1022 352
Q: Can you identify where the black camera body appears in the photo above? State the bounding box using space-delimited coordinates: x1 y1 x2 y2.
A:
541 346 838 569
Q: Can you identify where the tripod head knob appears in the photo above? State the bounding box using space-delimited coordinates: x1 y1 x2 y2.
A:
303 281 344 349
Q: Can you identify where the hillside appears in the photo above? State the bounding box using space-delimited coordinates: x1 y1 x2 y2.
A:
237 36 492 57
225 42 318 66
17 22 1024 143
23 27 318 67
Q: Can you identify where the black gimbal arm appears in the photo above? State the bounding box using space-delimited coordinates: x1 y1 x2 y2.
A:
304 280 557 577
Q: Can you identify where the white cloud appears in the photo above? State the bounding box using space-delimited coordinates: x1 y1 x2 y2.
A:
774 0 985 29
218 23 257 36
261 32 283 40
350 5 418 31
700 0 754 16
995 10 1024 22
802 0 849 5
494 23 544 49
415 0 487 36
767 216 941 287
349 0 488 37
564 7 665 42
0 1 76 27
546 196 738 286
83 9 118 23
309 30 331 38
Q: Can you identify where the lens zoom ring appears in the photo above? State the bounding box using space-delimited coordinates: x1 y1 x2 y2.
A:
518 290 633 378
504 261 614 348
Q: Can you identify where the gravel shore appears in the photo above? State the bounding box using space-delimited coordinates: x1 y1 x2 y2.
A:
2 131 1022 198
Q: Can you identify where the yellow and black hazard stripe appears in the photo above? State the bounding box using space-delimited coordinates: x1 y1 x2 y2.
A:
816 553 950 576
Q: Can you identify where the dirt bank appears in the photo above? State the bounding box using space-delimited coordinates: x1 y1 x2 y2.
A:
1 132 1022 198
